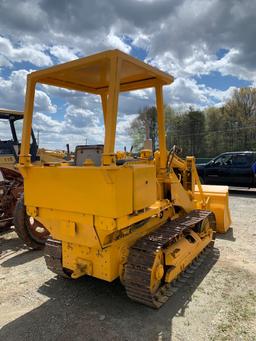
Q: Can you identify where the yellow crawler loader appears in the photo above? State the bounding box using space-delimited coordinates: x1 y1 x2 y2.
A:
18 50 231 308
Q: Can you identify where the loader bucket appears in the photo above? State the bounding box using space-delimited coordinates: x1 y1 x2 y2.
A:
195 185 231 233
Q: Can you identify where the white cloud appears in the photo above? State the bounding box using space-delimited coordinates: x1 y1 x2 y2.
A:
166 77 237 110
169 78 209 108
0 0 255 151
0 36 52 67
33 112 63 133
35 90 57 114
33 109 105 150
0 54 12 68
0 70 58 114
64 105 100 128
106 31 131 53
116 113 138 149
0 69 28 110
31 103 138 151
49 45 79 63
119 91 154 115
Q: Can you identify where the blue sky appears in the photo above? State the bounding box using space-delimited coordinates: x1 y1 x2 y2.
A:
194 72 251 91
0 0 255 150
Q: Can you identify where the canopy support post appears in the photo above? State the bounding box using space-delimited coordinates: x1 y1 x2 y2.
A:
19 76 36 166
155 83 167 171
102 56 121 165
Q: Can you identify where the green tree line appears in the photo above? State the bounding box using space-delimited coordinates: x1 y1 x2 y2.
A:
129 88 256 158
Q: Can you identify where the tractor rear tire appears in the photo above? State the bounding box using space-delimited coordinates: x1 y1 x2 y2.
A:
14 195 49 250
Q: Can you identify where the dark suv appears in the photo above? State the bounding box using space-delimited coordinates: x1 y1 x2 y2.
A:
197 151 256 187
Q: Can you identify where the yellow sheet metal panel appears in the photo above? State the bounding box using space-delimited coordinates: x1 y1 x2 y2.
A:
34 207 101 248
133 164 157 211
24 165 133 218
194 185 231 233
62 242 117 281
61 208 171 282
164 230 212 283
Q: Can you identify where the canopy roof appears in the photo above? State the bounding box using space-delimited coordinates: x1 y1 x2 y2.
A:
29 49 174 94
0 109 23 120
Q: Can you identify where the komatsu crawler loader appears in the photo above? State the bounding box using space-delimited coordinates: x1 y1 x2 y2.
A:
18 50 231 308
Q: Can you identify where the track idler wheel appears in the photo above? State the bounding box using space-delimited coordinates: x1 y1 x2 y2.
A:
14 195 49 250
150 250 164 294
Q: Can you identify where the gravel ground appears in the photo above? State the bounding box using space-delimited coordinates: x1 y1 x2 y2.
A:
0 191 256 341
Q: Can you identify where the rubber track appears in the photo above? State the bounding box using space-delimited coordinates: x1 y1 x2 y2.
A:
124 209 215 308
